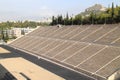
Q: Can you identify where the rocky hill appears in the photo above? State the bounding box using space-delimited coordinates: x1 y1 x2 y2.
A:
79 4 107 17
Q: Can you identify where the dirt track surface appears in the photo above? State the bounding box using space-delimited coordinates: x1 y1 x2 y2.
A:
0 47 10 54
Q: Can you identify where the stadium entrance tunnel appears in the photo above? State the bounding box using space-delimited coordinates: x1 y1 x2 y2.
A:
108 69 120 80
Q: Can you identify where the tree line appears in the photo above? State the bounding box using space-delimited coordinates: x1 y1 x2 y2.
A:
51 3 120 25
0 20 49 30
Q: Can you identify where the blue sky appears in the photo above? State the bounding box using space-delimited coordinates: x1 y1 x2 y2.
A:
0 0 119 22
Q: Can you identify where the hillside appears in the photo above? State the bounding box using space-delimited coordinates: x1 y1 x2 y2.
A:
78 4 107 17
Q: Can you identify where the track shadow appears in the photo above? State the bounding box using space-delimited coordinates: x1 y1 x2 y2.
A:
0 52 20 59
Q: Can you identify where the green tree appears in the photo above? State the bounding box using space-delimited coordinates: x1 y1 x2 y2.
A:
90 12 94 24
51 16 58 25
111 2 114 18
1 28 5 41
58 15 63 24
65 13 69 25
74 15 82 25
4 30 9 42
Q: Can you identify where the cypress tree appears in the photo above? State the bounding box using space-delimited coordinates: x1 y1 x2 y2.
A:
5 30 9 42
1 28 5 41
111 2 114 20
